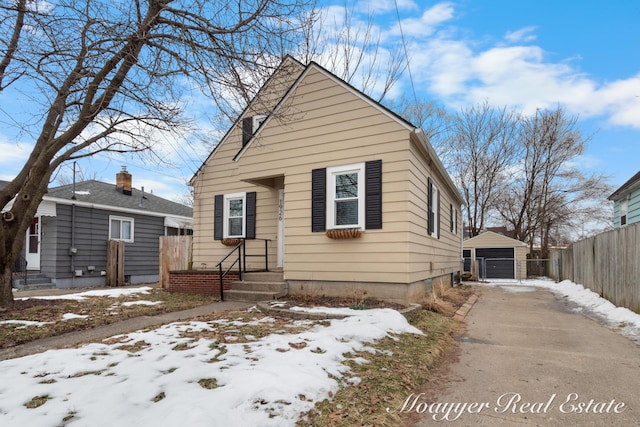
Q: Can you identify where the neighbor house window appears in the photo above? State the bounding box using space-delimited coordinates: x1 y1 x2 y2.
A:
620 199 628 226
224 193 246 238
109 216 134 242
327 163 365 229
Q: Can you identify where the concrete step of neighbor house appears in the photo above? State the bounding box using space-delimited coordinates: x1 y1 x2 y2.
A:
224 270 287 302
12 273 56 291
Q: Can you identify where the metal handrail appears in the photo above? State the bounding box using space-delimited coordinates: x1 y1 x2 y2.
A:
242 238 271 272
214 238 272 301
12 254 28 288
215 242 243 301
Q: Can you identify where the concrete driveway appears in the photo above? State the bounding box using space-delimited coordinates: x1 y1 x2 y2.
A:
413 284 640 426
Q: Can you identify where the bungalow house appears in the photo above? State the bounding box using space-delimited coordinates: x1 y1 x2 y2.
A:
9 168 192 289
189 56 464 304
608 170 640 228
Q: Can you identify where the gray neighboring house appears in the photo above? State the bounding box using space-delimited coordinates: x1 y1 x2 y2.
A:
9 168 192 289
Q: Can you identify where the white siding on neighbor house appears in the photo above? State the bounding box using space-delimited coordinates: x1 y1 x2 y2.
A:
192 65 462 286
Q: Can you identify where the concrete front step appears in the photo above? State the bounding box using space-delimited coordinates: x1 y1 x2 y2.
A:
242 271 284 282
224 270 287 302
13 282 57 291
13 273 55 290
231 281 287 293
224 289 286 302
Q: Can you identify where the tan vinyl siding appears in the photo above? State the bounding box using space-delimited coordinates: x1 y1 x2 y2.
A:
192 65 462 287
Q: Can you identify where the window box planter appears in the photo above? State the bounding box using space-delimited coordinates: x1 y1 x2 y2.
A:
221 239 242 246
326 229 362 239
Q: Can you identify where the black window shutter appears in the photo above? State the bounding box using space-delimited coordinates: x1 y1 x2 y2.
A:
427 178 434 235
365 160 382 229
214 195 223 240
450 203 454 232
242 117 253 146
246 192 256 239
437 189 441 239
311 168 326 232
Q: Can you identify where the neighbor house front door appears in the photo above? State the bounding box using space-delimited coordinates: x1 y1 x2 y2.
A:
25 216 41 270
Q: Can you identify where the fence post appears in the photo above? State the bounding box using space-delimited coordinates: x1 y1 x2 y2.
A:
106 240 125 287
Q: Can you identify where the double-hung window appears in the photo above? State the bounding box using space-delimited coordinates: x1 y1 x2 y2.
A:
327 163 365 229
109 216 134 242
620 199 628 226
224 193 246 238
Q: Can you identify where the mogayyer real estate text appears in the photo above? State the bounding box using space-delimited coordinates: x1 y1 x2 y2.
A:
387 392 626 421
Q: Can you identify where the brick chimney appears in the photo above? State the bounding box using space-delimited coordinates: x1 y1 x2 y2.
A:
116 166 132 195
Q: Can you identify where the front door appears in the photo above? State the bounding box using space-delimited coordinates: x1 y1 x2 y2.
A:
25 216 41 270
277 189 284 268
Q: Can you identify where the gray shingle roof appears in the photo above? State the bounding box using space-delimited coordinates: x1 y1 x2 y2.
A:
608 170 640 201
47 180 192 217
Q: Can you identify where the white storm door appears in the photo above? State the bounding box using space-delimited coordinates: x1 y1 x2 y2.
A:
25 216 41 270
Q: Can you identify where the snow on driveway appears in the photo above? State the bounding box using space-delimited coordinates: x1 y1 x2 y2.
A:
0 307 422 427
485 278 640 342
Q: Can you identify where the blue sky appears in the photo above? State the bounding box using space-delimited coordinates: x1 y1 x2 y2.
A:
1 0 638 202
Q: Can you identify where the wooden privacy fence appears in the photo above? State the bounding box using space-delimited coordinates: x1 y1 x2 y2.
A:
550 222 640 313
159 235 193 288
106 240 125 287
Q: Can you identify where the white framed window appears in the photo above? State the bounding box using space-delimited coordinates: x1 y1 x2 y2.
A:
109 215 134 242
620 199 628 226
224 192 247 238
326 163 365 229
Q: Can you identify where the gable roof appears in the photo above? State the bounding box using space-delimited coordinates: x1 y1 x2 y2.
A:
46 180 192 218
233 61 417 162
190 56 465 207
608 170 640 201
463 231 528 247
188 55 306 186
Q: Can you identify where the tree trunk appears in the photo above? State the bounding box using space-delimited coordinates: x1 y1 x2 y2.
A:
0 264 14 310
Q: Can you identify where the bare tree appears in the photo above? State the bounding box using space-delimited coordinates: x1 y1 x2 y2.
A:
307 1 406 102
444 102 521 237
0 0 315 308
496 107 612 257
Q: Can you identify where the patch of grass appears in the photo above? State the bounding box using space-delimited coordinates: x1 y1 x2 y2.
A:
24 395 51 409
152 392 166 402
38 378 56 384
62 411 77 422
171 342 191 351
115 340 150 353
1 289 217 348
296 310 461 427
69 370 104 378
198 378 219 389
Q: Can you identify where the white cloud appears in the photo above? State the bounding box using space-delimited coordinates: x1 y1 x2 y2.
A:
0 139 33 179
390 6 640 129
389 2 455 38
354 0 418 14
505 26 538 43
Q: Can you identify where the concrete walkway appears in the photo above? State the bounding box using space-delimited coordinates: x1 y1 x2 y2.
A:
414 284 640 426
0 299 252 361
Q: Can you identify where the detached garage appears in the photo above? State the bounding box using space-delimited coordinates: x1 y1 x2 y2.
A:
463 231 529 279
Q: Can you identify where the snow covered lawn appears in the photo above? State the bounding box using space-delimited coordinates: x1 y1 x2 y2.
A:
0 307 422 427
